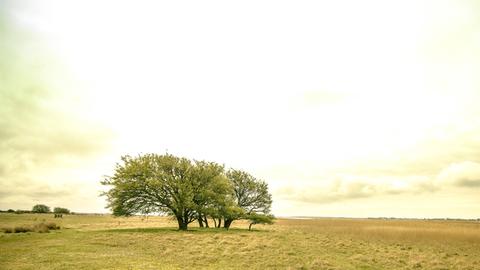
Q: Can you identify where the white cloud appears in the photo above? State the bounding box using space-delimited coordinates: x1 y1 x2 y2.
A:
436 161 480 188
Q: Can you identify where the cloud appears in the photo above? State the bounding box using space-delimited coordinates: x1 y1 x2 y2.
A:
274 174 440 204
0 183 73 201
274 182 376 204
0 8 112 205
275 160 480 205
436 161 480 188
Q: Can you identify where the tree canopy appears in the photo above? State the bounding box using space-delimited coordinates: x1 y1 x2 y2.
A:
53 207 70 214
32 204 50 213
247 212 275 231
223 169 273 229
102 153 273 230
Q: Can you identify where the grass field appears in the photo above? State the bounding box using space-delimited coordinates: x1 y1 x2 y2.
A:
1 213 479 269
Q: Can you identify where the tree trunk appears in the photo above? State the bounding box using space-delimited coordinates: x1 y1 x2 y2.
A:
197 214 204 227
213 218 217 228
177 216 188 231
249 223 253 231
204 216 209 228
224 218 233 230
217 218 222 228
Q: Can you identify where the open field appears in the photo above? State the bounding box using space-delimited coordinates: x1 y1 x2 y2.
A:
1 213 480 269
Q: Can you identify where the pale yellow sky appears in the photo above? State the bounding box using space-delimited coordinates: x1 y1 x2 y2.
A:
1 0 479 218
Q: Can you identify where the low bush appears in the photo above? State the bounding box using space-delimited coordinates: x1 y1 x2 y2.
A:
2 222 60 234
14 226 31 233
32 223 49 233
44 222 60 230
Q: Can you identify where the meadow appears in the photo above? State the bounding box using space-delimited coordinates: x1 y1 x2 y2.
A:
1 213 479 269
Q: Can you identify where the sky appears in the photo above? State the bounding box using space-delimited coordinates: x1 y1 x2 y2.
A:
1 0 479 218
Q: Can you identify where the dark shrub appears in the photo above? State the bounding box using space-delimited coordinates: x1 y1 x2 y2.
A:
32 204 50 213
53 207 70 214
14 226 32 233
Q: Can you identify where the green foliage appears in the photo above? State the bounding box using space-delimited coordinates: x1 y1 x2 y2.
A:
190 161 233 227
32 204 50 213
227 169 272 213
102 153 273 231
53 207 70 214
246 213 275 230
223 169 273 229
102 153 230 230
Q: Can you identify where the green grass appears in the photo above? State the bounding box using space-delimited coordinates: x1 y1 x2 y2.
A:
1 213 480 269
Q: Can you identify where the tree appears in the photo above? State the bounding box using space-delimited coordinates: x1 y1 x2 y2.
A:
247 213 275 231
102 153 274 231
102 153 228 231
223 169 273 229
189 161 234 228
53 207 70 214
32 204 50 213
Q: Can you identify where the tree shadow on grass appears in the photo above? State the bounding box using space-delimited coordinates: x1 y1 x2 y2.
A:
102 227 270 234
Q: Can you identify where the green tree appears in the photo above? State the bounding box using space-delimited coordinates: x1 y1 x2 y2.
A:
223 169 273 229
32 204 50 213
102 153 228 231
53 207 70 214
190 161 232 228
246 213 275 231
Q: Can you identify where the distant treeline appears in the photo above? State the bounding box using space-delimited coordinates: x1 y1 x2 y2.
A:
0 205 72 214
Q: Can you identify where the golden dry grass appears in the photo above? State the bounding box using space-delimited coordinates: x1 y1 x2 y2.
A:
1 213 479 269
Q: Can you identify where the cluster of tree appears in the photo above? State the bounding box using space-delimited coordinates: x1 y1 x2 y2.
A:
32 204 51 213
30 204 71 214
53 207 70 214
102 153 274 231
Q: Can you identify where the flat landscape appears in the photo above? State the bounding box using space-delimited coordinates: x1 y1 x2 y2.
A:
1 213 479 269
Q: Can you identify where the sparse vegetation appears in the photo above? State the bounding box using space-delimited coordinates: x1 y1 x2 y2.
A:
1 213 480 269
2 221 60 234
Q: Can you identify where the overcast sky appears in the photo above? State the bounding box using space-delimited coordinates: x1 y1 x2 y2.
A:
1 0 479 218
